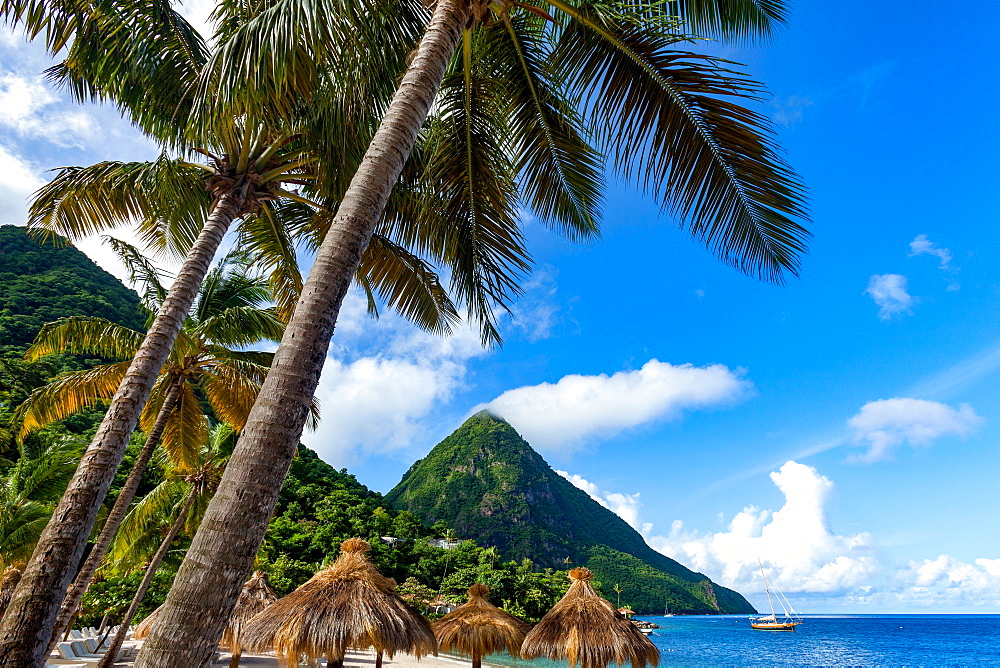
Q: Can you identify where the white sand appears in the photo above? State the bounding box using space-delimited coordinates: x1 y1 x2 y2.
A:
102 645 477 667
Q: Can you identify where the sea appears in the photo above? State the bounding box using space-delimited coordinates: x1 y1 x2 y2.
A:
481 615 1000 667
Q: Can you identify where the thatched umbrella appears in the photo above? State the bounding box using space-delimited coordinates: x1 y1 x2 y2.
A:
133 604 161 640
241 538 437 668
222 571 280 667
433 584 530 668
134 571 277 666
521 568 659 668
0 566 22 618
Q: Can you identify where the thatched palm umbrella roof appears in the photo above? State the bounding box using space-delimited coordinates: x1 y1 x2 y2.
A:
241 538 436 667
0 566 22 617
134 571 278 657
521 568 659 668
433 584 530 668
222 571 279 651
133 604 161 640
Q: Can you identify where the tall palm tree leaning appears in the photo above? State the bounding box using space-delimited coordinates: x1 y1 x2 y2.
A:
14 249 289 648
139 0 809 664
0 0 435 661
94 424 232 668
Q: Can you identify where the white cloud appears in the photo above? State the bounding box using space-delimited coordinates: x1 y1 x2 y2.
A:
887 555 1000 607
556 471 647 532
0 144 45 224
480 360 752 454
302 292 488 466
0 72 97 147
509 266 561 342
909 234 952 269
865 273 913 320
847 398 983 462
771 94 814 127
648 461 880 596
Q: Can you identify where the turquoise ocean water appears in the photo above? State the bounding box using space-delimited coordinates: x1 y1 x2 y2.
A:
481 615 1000 667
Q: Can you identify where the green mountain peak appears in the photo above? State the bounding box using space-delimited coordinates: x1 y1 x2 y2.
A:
386 415 756 614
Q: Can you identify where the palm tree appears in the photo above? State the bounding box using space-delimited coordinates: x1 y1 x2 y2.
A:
94 424 231 667
0 1 446 657
15 250 289 647
139 0 809 662
0 437 81 572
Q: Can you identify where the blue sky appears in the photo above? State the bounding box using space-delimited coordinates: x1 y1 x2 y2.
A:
2 0 1000 613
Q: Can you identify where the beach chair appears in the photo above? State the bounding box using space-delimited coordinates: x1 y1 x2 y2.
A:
55 643 99 666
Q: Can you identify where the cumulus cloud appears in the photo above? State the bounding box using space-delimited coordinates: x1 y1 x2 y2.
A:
481 360 752 454
648 461 880 596
0 144 44 224
886 555 1000 607
556 471 647 532
302 292 488 466
0 72 96 147
847 398 983 462
865 273 913 320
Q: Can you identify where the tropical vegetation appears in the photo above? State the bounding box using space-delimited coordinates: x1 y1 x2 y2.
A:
0 0 811 661
151 0 809 659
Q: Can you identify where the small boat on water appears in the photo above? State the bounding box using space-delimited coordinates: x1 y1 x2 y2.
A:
750 560 802 631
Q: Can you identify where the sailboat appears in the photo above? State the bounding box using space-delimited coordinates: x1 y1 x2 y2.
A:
750 560 802 631
663 597 674 618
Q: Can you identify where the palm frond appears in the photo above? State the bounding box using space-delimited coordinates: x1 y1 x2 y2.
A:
410 47 530 346
238 201 305 322
551 0 809 282
101 236 171 309
195 0 426 129
28 156 212 261
0 0 87 53
24 316 144 361
357 234 460 335
160 381 209 469
662 0 787 41
490 12 604 239
16 363 130 438
104 477 187 575
45 0 208 145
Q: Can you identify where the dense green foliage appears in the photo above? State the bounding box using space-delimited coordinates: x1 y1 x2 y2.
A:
387 411 756 614
0 226 144 352
256 446 571 622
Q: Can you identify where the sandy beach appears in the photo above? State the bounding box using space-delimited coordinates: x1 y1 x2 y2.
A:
93 646 477 667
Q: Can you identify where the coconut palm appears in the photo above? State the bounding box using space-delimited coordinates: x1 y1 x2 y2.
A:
521 567 658 668
0 437 81 573
0 568 20 619
132 570 278 668
240 538 436 668
222 571 280 668
0 0 440 654
94 423 231 667
433 584 530 668
15 249 288 647
141 0 809 662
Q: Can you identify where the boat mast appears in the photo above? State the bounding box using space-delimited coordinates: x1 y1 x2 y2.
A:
757 559 778 619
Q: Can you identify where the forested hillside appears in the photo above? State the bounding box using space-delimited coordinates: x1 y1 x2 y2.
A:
387 411 756 614
0 225 144 351
0 238 572 625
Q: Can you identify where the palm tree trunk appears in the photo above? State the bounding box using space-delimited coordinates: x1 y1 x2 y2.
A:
134 2 470 665
47 380 183 652
228 648 242 668
96 490 197 668
0 182 249 667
